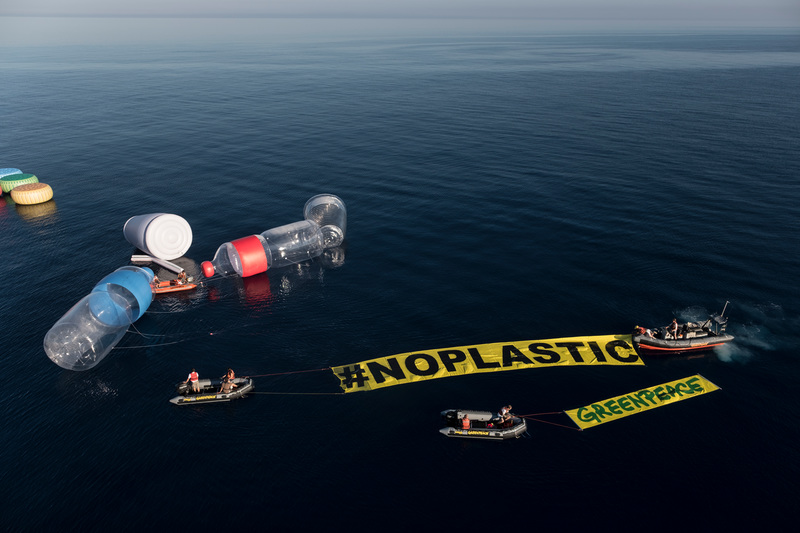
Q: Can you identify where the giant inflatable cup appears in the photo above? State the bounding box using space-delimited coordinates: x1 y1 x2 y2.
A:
123 213 193 260
303 194 347 248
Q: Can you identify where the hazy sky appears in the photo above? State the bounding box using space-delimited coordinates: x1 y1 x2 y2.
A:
1 0 798 24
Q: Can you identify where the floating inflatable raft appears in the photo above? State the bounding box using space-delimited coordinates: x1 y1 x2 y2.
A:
153 279 197 294
440 409 527 440
0 172 38 194
170 377 254 405
10 182 53 205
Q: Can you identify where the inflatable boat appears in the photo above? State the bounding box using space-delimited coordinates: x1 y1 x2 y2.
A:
170 377 254 405
440 409 527 440
633 302 734 355
153 279 197 294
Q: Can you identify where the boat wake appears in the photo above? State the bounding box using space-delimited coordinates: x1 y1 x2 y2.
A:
713 301 797 362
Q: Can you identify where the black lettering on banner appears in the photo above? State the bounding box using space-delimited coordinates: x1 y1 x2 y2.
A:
405 353 440 376
528 343 560 364
605 339 639 363
467 347 501 369
337 365 370 389
587 341 608 363
502 345 534 367
366 358 406 384
437 349 467 372
556 342 586 363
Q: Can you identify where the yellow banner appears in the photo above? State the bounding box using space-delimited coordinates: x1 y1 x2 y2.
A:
565 374 720 429
332 335 641 393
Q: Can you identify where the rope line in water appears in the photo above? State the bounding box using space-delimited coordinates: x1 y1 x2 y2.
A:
246 367 331 378
251 391 345 396
518 413 582 431
114 341 184 349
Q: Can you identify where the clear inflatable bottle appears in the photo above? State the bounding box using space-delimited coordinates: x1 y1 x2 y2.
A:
202 195 347 278
202 219 324 278
44 266 154 371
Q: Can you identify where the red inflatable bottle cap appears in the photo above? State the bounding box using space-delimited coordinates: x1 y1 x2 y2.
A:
231 235 270 277
201 261 215 278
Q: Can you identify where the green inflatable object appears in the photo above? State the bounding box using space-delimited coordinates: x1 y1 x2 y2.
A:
0 173 39 193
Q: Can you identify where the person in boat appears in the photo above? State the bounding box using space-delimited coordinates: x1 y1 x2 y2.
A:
219 376 238 395
667 319 679 339
184 368 200 393
176 271 188 285
220 368 235 383
461 414 471 429
496 405 513 427
636 326 655 338
152 275 160 286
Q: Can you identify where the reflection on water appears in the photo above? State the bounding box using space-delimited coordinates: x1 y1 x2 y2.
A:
15 199 59 223
193 245 345 312
0 196 60 225
241 274 272 305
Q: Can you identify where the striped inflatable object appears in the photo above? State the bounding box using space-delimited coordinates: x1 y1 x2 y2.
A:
0 170 35 194
10 182 54 205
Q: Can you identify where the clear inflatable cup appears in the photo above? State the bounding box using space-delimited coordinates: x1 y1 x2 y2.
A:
303 194 346 248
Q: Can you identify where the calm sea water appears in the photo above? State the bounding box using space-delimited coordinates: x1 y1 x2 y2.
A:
1 18 799 531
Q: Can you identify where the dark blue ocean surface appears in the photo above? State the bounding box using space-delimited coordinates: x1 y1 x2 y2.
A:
1 18 799 530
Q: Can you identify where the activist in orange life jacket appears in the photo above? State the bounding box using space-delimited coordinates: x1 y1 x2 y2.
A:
461 414 471 429
185 369 200 393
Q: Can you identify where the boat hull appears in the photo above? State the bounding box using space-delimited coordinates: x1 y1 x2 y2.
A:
440 409 527 440
153 280 197 294
170 377 254 405
633 334 734 354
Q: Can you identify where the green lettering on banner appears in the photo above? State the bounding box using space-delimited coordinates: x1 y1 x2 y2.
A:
467 347 501 369
565 374 721 430
577 407 600 424
618 396 634 412
638 389 657 405
653 386 670 401
437 349 467 372
366 358 405 384
405 353 439 376
686 376 704 393
556 342 586 363
502 345 534 367
628 393 649 409
592 403 610 420
604 399 622 415
528 343 560 364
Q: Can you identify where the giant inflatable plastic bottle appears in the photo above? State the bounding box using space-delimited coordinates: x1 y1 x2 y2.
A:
201 194 346 278
44 266 154 371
